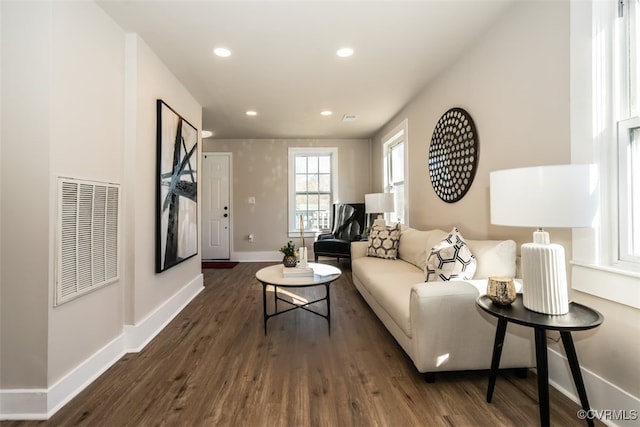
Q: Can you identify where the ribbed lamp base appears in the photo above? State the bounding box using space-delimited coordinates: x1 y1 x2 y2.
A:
521 242 569 315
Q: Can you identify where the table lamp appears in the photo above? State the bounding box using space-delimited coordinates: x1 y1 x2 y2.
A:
489 164 597 315
365 193 395 228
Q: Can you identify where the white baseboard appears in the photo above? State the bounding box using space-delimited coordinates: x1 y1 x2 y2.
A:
231 250 320 263
124 273 204 352
0 274 204 420
232 251 281 262
0 334 126 420
547 347 640 427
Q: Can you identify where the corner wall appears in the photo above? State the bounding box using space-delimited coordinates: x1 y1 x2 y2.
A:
1 1 203 419
125 34 203 328
203 138 370 259
373 0 639 422
373 0 570 247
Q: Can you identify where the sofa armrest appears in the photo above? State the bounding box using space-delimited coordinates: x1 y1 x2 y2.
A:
408 280 505 372
350 240 368 260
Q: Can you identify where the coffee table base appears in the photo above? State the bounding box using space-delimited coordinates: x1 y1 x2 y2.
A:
261 282 331 335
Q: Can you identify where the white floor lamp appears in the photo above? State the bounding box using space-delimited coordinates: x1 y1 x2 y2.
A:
489 164 597 315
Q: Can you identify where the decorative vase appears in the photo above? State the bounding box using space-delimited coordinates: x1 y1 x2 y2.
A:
487 276 517 305
283 255 298 268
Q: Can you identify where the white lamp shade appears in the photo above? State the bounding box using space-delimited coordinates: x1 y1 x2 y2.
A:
365 193 394 214
490 164 598 228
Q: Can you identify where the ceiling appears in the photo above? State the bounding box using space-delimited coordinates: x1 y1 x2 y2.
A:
97 0 514 140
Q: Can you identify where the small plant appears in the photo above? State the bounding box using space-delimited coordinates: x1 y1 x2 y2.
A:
279 240 298 257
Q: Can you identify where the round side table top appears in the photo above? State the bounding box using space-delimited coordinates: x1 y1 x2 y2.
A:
255 263 342 287
476 294 603 331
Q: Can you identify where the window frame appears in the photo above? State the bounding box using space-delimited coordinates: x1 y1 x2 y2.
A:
287 147 338 236
570 0 640 310
382 119 409 225
616 0 640 267
618 116 640 265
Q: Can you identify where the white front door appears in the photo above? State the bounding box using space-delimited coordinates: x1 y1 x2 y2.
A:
202 153 231 259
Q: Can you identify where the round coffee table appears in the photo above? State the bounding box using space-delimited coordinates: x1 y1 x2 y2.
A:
256 263 341 335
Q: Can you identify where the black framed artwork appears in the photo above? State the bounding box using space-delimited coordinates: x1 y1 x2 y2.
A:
428 107 479 203
156 99 198 273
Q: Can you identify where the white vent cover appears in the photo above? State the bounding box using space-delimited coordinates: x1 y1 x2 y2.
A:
56 177 120 306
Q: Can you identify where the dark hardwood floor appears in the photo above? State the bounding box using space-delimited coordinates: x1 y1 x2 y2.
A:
3 262 601 426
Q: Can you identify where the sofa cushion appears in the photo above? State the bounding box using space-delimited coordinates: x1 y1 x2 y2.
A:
465 238 517 279
351 256 423 336
367 222 401 259
398 227 448 269
425 228 477 281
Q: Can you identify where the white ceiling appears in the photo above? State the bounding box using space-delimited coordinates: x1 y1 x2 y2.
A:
97 0 514 139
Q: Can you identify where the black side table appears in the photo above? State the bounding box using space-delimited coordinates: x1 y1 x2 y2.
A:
476 294 603 427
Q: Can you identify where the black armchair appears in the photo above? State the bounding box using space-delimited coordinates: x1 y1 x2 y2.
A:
313 202 365 263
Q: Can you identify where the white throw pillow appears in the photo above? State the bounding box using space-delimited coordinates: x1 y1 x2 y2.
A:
367 223 401 259
465 238 517 279
398 228 445 268
425 227 477 282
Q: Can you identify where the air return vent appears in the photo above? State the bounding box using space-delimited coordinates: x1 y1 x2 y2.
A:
55 177 120 306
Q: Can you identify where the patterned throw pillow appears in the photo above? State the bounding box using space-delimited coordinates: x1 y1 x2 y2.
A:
367 223 401 259
425 227 477 282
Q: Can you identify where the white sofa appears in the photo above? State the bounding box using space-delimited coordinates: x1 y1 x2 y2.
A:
351 226 535 378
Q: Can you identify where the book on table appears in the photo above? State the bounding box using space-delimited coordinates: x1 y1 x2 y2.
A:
282 266 314 277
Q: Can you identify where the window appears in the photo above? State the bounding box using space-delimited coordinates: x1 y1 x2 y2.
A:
383 119 408 224
617 0 640 265
288 147 337 234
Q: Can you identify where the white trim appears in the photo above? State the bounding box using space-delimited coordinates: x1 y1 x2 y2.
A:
232 251 282 262
202 151 233 260
617 117 640 264
124 273 204 352
571 261 640 309
0 274 204 420
0 334 125 420
287 147 338 233
547 347 640 427
382 119 409 225
569 0 640 303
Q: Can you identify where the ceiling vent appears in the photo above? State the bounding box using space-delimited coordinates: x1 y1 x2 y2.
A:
342 114 358 122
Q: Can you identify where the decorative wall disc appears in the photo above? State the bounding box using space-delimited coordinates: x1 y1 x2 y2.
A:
428 108 479 203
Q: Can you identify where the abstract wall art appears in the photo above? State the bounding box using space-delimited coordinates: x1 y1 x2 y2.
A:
156 99 198 273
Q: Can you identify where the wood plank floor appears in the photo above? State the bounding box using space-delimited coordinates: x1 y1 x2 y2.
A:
3 262 602 427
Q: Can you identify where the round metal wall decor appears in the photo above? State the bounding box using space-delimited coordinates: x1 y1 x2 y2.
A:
428 107 479 203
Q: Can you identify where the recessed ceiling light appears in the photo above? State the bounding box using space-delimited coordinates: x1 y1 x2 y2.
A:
202 130 213 138
213 47 231 57
336 47 354 58
320 110 333 116
246 110 257 116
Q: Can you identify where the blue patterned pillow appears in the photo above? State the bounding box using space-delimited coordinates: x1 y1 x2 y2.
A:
367 223 401 259
425 228 476 281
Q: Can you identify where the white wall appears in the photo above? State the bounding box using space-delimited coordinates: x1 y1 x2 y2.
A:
374 0 570 246
1 0 203 418
47 0 126 387
1 0 55 390
373 0 640 420
568 0 640 401
202 138 371 258
126 34 203 325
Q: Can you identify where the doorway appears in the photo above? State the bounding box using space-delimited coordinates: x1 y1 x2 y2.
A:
202 152 231 260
